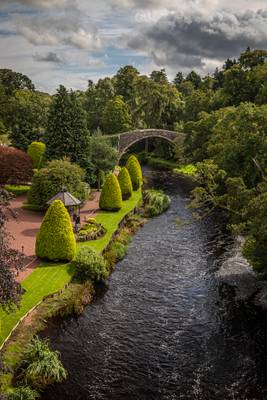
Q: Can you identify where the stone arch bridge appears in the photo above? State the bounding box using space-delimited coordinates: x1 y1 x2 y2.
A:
104 129 185 158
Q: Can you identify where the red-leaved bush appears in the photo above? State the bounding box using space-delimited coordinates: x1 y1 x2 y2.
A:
0 146 33 185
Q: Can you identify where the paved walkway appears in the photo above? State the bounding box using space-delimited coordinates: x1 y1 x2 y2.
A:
5 191 100 282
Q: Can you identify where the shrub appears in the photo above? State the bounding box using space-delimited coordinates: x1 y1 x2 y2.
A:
27 159 89 209
126 155 142 190
19 337 67 390
72 247 108 282
35 200 76 261
118 167 133 200
109 241 128 261
27 142 46 169
143 189 171 217
0 147 33 185
4 185 30 196
8 386 40 400
99 173 122 211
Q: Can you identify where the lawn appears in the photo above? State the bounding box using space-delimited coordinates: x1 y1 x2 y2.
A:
0 189 142 348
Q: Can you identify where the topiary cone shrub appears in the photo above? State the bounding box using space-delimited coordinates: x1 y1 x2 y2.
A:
126 155 142 190
27 141 46 169
118 166 133 200
99 173 123 211
35 200 76 261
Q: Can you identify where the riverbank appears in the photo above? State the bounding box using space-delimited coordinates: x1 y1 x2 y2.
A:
0 189 142 395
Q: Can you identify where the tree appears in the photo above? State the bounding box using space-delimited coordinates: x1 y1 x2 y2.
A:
239 47 267 70
102 96 132 134
0 189 24 310
173 72 184 89
35 200 76 261
5 90 49 150
99 173 122 211
114 65 139 103
185 71 202 89
0 69 34 96
45 86 89 162
0 146 33 185
183 89 212 121
126 155 142 190
28 159 89 209
86 135 118 189
27 142 46 169
150 69 168 84
118 167 133 199
85 78 115 132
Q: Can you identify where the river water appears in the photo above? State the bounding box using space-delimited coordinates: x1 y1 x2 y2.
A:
43 170 267 400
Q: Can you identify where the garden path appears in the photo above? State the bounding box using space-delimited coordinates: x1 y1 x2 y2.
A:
5 192 100 282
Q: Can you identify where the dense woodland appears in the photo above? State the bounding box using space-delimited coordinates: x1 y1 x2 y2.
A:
1 46 267 304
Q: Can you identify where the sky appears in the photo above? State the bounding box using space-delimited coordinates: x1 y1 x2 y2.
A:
0 0 267 92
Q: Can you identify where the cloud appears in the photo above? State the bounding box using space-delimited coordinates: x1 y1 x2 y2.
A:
125 9 267 71
34 51 65 63
0 0 69 10
14 7 102 50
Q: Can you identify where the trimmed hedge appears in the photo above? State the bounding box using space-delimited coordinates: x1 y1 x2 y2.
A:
126 155 142 190
117 167 133 200
0 146 33 185
27 142 46 169
4 184 30 196
35 200 76 261
99 173 123 211
28 159 90 209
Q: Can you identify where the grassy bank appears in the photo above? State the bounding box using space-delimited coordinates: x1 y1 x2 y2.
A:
0 189 142 349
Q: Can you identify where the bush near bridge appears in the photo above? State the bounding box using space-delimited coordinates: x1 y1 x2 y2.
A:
27 159 89 209
99 173 123 211
0 146 33 185
126 155 142 190
35 200 76 261
118 167 133 200
27 141 46 169
143 189 171 217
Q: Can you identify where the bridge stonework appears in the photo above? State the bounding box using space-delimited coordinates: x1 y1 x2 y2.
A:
113 129 184 157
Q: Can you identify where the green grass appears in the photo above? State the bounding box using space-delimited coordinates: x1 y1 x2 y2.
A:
0 189 142 348
4 185 31 196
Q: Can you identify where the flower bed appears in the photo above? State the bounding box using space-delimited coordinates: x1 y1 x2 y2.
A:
76 218 106 242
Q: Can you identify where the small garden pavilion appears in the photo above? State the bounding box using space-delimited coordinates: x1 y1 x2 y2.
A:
47 188 81 219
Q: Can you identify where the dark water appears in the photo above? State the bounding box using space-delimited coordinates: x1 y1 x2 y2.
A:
43 171 267 400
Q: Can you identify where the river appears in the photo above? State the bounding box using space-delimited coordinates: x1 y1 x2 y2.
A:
42 170 267 400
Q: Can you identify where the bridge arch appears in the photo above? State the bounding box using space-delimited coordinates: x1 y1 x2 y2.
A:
105 129 185 159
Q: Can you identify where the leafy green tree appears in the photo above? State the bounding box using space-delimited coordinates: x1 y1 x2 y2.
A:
239 47 267 70
126 155 142 190
0 69 34 96
102 95 132 134
85 78 115 132
184 89 212 121
173 72 184 89
5 90 49 150
45 86 89 162
114 65 139 103
86 135 118 188
28 159 89 209
185 71 202 89
118 167 133 199
207 103 267 186
35 200 76 261
150 69 168 84
99 173 122 211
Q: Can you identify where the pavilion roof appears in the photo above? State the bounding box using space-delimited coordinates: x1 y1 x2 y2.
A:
47 188 81 207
